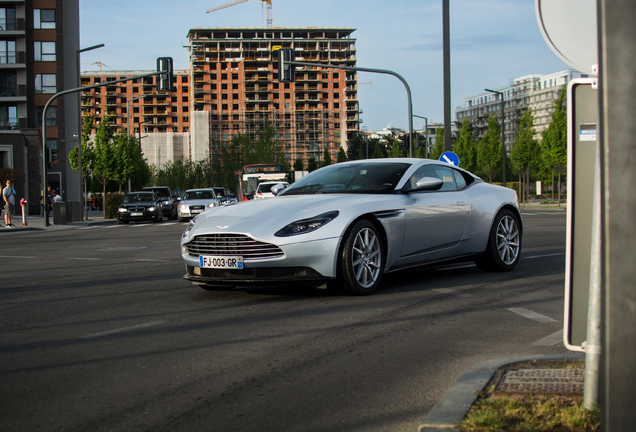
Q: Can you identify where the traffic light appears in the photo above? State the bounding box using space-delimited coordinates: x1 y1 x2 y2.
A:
277 49 294 83
157 57 174 92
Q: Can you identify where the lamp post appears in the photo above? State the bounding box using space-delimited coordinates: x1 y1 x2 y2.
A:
76 43 104 220
485 88 506 186
413 115 428 158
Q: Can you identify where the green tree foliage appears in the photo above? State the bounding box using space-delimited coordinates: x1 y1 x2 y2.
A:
511 108 540 204
541 86 567 204
477 114 502 182
454 118 477 172
307 156 319 172
429 127 445 160
91 116 117 197
294 158 304 171
322 147 333 167
337 146 347 163
388 139 403 158
372 141 384 158
347 133 366 161
69 116 95 210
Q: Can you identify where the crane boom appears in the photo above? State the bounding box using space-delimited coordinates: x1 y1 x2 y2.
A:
206 0 250 13
207 0 273 29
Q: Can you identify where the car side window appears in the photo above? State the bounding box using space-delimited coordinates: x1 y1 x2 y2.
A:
407 165 457 192
453 169 467 190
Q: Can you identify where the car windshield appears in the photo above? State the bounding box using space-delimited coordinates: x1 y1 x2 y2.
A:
123 193 155 203
281 163 410 195
146 188 169 197
183 190 214 200
213 188 227 198
257 183 275 193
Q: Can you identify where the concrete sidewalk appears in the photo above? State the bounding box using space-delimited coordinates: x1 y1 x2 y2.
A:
0 208 115 231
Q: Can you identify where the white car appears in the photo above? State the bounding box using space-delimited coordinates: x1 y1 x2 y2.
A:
253 181 290 200
177 188 223 222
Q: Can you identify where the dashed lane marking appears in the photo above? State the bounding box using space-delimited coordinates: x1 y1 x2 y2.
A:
80 320 167 339
525 252 565 259
533 329 564 346
0 255 37 259
507 307 559 323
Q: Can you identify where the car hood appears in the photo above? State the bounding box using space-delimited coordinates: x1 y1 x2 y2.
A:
180 198 216 206
121 201 155 208
184 193 403 245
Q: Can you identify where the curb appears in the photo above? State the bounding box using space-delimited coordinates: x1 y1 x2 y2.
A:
418 353 585 432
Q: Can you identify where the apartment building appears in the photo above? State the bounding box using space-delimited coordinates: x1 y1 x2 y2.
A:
0 0 79 214
81 27 359 169
455 70 584 152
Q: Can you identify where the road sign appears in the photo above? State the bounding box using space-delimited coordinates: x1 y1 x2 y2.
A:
439 151 459 166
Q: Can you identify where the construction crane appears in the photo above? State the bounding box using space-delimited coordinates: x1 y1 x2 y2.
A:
207 0 273 29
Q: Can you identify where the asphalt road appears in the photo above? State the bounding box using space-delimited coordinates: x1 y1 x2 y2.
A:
0 210 569 432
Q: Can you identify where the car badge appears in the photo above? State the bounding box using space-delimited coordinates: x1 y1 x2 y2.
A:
217 225 229 229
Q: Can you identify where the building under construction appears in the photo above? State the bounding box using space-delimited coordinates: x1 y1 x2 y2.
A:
81 27 359 169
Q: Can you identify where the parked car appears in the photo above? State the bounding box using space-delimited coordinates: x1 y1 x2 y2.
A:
117 192 163 224
253 181 290 200
178 188 223 222
142 186 177 220
181 158 522 295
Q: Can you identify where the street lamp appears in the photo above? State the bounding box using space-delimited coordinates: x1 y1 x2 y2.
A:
76 43 104 220
485 88 506 187
413 115 428 158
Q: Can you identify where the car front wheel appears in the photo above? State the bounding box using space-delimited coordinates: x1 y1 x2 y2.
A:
340 220 384 295
475 209 521 272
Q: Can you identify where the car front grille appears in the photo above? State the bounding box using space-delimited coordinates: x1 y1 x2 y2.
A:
190 205 206 211
185 234 284 259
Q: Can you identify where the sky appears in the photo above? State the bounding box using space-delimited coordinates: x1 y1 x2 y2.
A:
78 0 569 132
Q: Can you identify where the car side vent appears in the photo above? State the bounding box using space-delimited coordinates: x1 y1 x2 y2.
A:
373 209 404 220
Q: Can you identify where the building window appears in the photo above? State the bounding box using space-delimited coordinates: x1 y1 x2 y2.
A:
34 42 56 61
34 9 56 29
0 72 17 96
35 74 56 94
0 105 17 129
35 106 57 126
0 41 16 64
0 7 16 30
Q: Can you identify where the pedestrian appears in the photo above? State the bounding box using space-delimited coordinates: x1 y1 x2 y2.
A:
2 179 16 228
52 189 61 204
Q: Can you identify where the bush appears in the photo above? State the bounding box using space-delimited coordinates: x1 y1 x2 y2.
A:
104 192 125 219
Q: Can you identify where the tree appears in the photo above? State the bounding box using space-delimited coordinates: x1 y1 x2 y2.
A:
372 141 384 158
68 116 95 213
541 86 567 205
322 147 333 167
429 127 445 160
91 116 116 198
294 158 304 171
347 133 366 161
337 146 347 163
477 114 502 183
307 156 319 172
388 139 403 158
453 118 477 172
415 143 427 158
511 108 540 205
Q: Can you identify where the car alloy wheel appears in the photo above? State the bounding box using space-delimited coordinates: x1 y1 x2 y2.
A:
476 209 521 272
496 214 520 265
340 220 384 295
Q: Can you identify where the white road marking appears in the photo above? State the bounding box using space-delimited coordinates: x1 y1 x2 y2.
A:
104 225 124 229
66 257 100 261
507 307 559 323
432 288 474 298
524 253 565 259
0 255 37 259
80 320 167 339
533 329 564 346
78 226 99 230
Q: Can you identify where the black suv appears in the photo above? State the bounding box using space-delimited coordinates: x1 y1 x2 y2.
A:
142 186 177 220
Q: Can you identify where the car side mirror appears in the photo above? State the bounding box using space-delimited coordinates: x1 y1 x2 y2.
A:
270 183 287 196
414 177 444 191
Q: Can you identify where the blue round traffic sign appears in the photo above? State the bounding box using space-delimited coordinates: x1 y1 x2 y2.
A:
439 151 459 166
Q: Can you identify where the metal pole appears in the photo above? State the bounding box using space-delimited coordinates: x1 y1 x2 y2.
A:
414 115 428 158
485 89 506 186
443 0 451 152
76 44 104 220
287 61 414 157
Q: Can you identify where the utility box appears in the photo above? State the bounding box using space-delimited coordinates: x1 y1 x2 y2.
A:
564 78 598 352
52 202 74 225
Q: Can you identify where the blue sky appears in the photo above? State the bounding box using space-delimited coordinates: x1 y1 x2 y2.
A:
79 0 569 131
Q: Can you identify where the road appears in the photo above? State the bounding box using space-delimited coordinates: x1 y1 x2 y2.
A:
0 210 569 432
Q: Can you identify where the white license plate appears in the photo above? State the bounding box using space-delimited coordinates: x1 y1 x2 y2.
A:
130 212 143 216
191 209 202 214
199 255 243 269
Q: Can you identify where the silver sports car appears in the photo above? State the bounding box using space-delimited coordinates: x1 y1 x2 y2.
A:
181 158 522 295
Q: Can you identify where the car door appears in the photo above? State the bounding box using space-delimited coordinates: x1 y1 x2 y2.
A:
397 164 471 258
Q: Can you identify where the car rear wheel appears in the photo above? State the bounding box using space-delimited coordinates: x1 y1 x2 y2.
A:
340 220 384 295
475 209 521 272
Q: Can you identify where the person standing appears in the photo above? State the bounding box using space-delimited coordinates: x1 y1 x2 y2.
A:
2 180 16 228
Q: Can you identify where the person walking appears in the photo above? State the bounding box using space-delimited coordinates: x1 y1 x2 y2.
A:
2 180 16 228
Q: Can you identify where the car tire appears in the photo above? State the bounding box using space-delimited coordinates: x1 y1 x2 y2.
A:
339 219 384 295
475 208 521 272
117 218 124 225
178 216 185 223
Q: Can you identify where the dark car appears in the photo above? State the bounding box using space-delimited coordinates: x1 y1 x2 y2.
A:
117 192 164 224
142 186 177 220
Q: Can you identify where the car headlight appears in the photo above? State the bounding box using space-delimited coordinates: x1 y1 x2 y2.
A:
179 204 188 210
147 207 156 212
183 219 196 238
118 207 128 213
207 202 218 208
275 211 339 237
162 200 172 206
